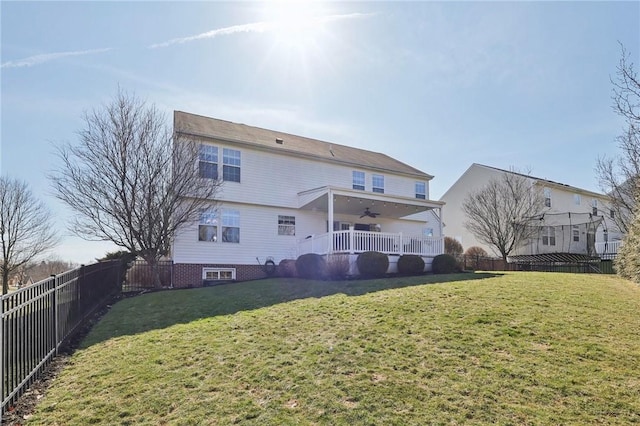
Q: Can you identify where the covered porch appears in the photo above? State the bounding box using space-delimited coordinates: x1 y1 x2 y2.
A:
296 186 445 257
298 228 443 257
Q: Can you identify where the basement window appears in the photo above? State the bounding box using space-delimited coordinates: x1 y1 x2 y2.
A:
203 268 236 281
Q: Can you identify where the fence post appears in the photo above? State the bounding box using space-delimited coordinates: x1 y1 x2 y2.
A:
1 294 4 423
52 274 58 356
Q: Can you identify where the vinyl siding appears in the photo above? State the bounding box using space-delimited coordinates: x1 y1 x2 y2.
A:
199 141 426 207
173 203 437 265
440 163 616 256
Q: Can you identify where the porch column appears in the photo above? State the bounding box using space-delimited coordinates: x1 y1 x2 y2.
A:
438 207 444 255
328 188 334 254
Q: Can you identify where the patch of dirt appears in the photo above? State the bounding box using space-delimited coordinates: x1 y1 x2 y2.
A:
2 293 128 425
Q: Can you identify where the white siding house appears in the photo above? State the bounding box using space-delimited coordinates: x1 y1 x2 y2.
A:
440 164 623 261
172 112 444 286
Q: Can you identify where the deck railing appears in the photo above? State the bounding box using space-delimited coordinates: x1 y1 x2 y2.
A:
1 260 122 419
298 230 443 257
595 240 623 260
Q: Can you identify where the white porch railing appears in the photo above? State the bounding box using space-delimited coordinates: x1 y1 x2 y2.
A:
298 230 443 257
595 240 623 260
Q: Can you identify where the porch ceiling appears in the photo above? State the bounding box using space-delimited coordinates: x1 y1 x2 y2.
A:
298 187 443 220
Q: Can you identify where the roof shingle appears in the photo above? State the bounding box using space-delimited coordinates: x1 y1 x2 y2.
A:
174 111 432 179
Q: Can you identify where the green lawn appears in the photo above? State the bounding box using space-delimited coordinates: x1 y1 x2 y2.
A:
28 272 640 425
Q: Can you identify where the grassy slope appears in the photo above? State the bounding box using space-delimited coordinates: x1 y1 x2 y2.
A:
28 272 640 425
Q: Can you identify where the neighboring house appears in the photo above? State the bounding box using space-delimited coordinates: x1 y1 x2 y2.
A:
171 111 445 287
440 164 623 261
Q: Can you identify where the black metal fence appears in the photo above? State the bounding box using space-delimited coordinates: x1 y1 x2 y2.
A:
123 260 173 293
1 260 122 419
462 255 616 274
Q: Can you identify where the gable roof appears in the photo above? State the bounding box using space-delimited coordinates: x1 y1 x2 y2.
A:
174 111 432 179
473 163 608 199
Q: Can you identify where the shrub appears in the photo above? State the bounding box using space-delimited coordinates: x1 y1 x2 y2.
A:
464 246 488 257
444 237 463 258
397 255 425 276
295 253 328 280
356 251 389 278
326 254 351 280
278 259 297 278
616 208 640 283
432 254 460 274
125 261 172 289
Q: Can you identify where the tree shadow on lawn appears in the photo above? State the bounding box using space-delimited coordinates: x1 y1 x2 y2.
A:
85 272 502 346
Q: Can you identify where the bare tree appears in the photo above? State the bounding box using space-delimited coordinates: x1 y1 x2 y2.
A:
1 176 58 294
462 170 545 261
596 43 640 233
50 89 221 288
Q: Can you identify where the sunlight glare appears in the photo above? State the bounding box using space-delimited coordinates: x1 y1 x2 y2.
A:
264 1 329 51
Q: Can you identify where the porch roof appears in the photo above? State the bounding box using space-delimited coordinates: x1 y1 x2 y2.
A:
298 186 444 220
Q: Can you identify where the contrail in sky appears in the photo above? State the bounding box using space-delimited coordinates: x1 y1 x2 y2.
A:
150 13 373 49
1 48 113 69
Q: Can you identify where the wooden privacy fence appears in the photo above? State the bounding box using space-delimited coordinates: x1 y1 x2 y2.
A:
1 260 122 421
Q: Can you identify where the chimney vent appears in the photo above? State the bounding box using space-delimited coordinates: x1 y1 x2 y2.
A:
276 138 283 144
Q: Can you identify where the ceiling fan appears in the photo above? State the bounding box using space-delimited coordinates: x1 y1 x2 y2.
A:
360 207 380 218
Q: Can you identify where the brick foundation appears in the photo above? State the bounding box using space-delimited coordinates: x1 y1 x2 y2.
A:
173 263 270 288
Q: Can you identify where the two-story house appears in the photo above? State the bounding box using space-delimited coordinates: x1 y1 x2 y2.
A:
440 164 623 261
171 112 445 287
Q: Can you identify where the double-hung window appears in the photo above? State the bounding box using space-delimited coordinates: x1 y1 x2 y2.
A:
222 209 240 243
352 171 365 190
372 174 384 193
543 188 552 208
278 215 296 236
199 145 218 179
223 148 241 182
199 210 218 242
572 225 580 242
415 182 426 199
592 199 598 216
542 226 556 246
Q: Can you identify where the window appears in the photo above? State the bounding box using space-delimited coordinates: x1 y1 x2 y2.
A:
542 226 556 246
574 194 581 205
372 174 384 193
415 182 426 199
352 171 365 190
199 210 218 242
199 145 218 179
223 148 241 182
610 209 615 219
423 228 434 237
278 215 296 236
592 199 598 216
573 225 580 242
544 188 551 208
203 268 236 281
222 209 240 243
